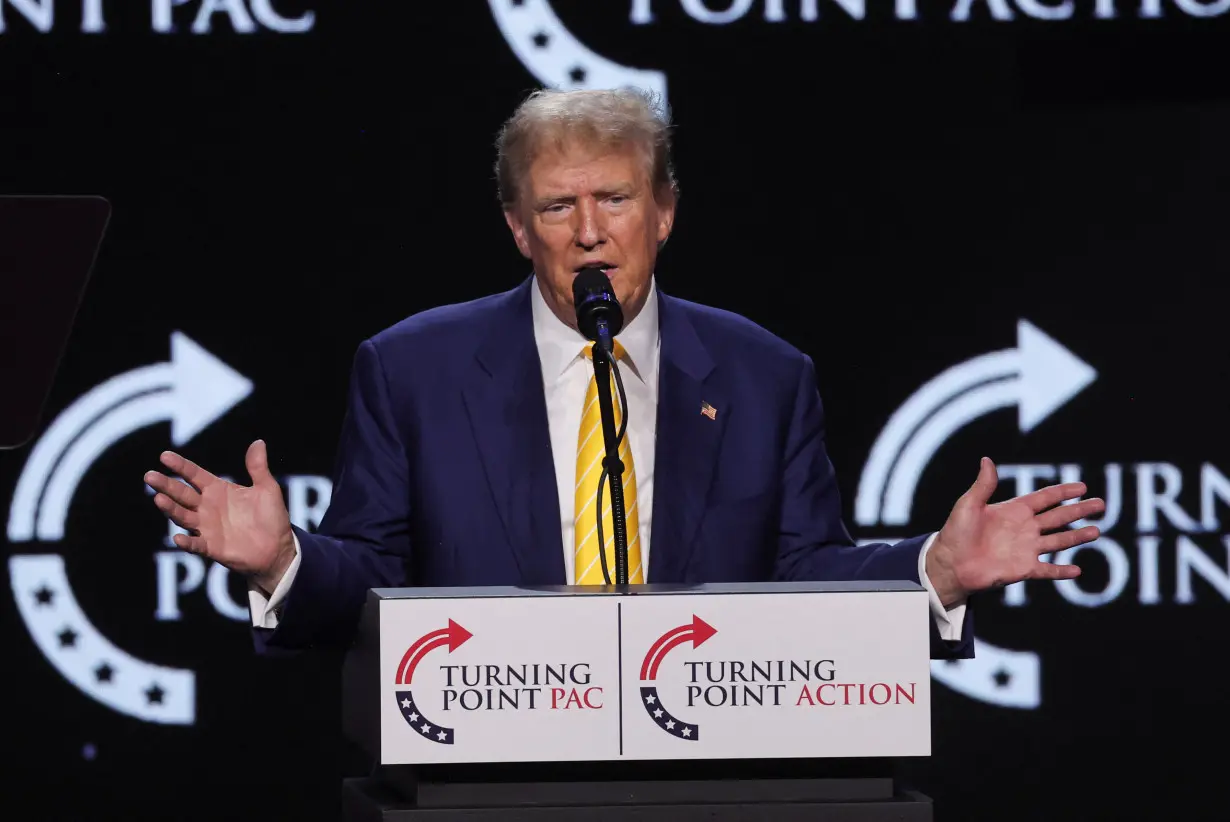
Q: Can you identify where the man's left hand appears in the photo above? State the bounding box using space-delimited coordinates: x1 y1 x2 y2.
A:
926 457 1105 609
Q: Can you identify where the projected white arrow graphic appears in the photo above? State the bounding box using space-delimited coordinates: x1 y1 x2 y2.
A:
5 332 249 725
853 319 1096 710
855 319 1096 528
488 0 668 100
8 331 253 541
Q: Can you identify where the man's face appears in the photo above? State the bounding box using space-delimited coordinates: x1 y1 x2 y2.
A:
503 140 675 330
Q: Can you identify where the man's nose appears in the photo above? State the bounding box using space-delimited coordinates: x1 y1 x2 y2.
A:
574 199 606 249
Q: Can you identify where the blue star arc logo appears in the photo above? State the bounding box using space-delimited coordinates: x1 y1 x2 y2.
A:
640 686 696 740
395 690 453 745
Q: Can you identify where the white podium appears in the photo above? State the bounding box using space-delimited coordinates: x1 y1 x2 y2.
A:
341 581 934 821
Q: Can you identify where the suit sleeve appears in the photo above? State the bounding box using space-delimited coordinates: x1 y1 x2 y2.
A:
773 352 974 660
252 339 410 655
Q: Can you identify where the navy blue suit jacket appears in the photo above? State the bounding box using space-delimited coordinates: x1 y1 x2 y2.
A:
257 278 973 659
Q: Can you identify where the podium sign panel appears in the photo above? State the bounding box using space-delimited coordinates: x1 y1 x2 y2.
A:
370 582 931 765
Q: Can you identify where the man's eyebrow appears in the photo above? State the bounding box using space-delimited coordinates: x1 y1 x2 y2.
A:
533 184 636 208
596 182 636 196
533 193 575 209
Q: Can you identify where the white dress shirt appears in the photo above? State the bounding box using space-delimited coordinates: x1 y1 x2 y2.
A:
251 276 965 641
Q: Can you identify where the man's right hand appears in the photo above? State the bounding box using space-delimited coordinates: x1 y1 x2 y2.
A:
144 439 296 596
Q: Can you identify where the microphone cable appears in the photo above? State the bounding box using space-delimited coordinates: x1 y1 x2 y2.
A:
595 345 629 586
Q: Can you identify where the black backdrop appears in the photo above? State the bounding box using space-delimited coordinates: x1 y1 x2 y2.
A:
3 1 1229 820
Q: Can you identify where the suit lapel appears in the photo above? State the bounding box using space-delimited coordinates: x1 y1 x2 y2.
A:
462 279 565 585
649 293 729 583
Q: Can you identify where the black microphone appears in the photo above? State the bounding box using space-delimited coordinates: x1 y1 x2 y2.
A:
572 268 624 357
572 268 630 586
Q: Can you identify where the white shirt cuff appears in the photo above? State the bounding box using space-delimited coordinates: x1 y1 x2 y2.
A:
918 532 967 642
247 531 302 629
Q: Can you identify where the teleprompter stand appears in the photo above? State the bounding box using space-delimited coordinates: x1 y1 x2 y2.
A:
0 195 110 450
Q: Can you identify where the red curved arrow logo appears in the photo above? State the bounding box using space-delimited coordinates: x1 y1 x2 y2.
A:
640 615 717 681
395 619 473 685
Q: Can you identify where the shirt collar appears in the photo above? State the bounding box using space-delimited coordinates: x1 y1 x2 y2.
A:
530 274 660 386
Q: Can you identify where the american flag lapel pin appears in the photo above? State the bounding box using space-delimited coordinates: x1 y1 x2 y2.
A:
700 401 717 421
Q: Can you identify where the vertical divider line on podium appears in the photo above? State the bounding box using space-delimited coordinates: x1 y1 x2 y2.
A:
617 600 624 756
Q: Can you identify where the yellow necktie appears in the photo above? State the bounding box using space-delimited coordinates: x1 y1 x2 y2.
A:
574 341 644 584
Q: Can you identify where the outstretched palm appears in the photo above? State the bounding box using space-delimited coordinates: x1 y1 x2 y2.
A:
928 457 1105 606
144 439 295 594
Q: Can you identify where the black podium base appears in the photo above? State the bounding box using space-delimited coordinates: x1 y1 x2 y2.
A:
342 777 931 820
341 760 932 821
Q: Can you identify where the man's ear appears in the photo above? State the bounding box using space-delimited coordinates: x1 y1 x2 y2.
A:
503 207 532 259
656 190 677 248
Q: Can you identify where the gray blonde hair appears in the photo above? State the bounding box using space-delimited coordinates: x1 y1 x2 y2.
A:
494 86 679 209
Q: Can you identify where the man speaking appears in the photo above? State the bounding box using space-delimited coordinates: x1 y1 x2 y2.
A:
143 88 1104 658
